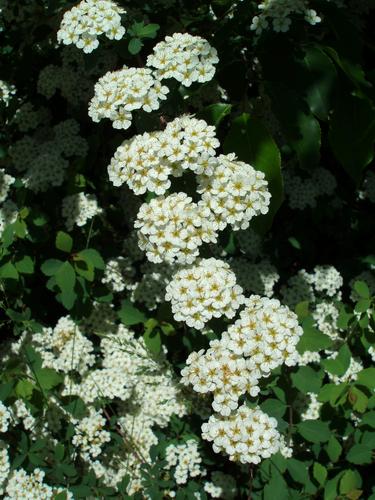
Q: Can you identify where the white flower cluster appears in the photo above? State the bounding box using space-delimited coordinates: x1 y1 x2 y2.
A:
0 169 15 204
4 468 72 500
0 200 18 237
250 0 321 34
328 356 363 385
102 256 135 292
9 119 87 192
198 153 271 231
146 32 219 86
164 440 204 484
135 193 218 264
166 258 245 330
0 403 11 433
62 192 102 230
284 167 336 210
312 265 343 297
204 471 237 499
201 404 282 464
181 296 302 414
312 300 340 340
281 265 343 309
107 116 219 193
88 67 169 129
32 316 95 374
0 80 16 106
72 409 111 459
0 445 10 496
57 0 126 53
301 393 322 420
230 257 279 297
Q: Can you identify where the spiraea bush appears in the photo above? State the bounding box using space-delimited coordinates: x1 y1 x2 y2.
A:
0 0 375 498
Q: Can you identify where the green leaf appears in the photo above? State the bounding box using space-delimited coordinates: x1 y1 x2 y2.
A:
318 383 348 406
313 462 327 486
41 259 64 276
263 469 289 500
303 46 337 120
362 411 375 428
198 103 232 127
56 231 73 253
326 436 342 462
78 249 104 270
128 38 143 55
291 366 323 394
357 368 375 389
15 256 34 274
143 327 161 355
130 22 159 38
329 93 375 183
34 367 63 391
118 300 146 326
15 379 34 399
340 470 362 495
354 280 370 299
223 113 283 232
0 261 19 279
287 459 310 484
324 46 372 90
346 444 372 464
348 387 368 413
55 261 76 310
297 421 330 443
324 472 344 500
297 317 333 353
260 398 287 420
321 344 351 376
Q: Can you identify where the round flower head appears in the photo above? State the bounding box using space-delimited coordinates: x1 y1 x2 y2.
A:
146 32 219 86
57 0 126 53
201 404 282 464
89 66 169 129
107 115 219 194
165 258 245 330
134 192 219 264
198 153 271 231
223 295 303 374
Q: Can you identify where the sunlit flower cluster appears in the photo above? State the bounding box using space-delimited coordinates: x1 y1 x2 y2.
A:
4 468 72 499
57 0 126 53
198 153 271 230
166 258 245 330
164 440 204 484
181 295 302 413
146 33 219 86
135 193 218 264
107 115 219 193
201 404 282 463
72 409 111 459
89 67 169 129
301 393 322 420
102 256 135 292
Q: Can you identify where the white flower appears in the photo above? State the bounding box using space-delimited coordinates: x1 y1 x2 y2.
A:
57 0 126 52
62 192 102 230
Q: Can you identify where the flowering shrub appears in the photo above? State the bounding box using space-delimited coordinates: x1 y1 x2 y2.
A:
0 0 375 498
